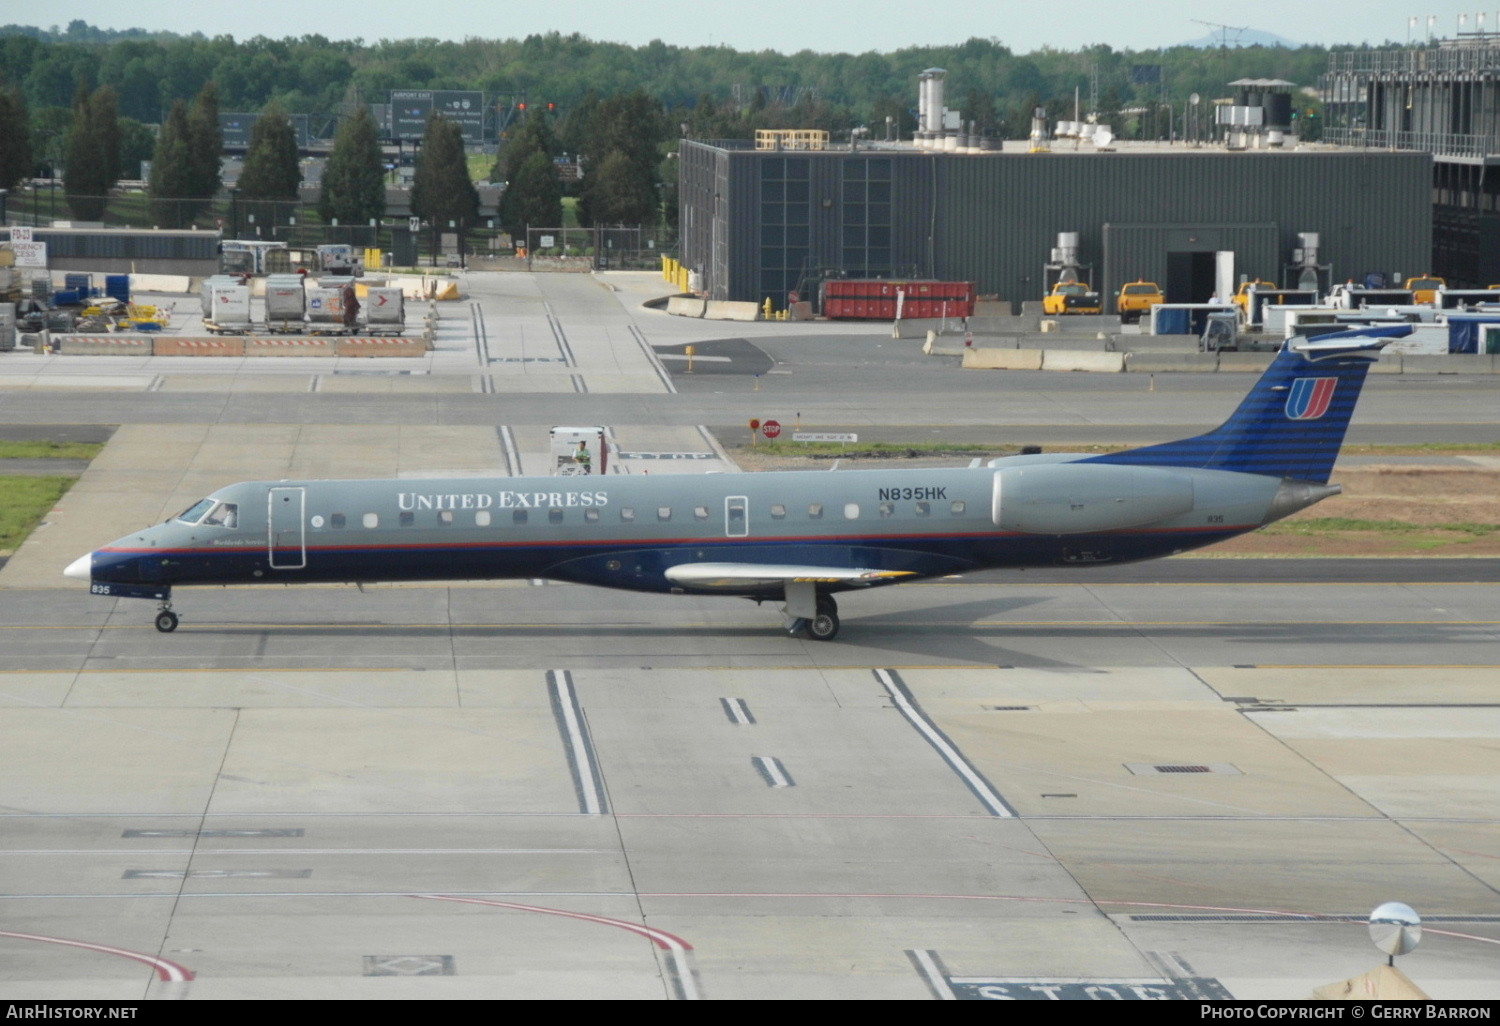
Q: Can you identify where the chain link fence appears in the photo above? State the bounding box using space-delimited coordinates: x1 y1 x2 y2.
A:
3 186 678 271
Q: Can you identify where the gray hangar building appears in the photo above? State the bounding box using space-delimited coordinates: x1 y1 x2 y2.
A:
677 139 1432 311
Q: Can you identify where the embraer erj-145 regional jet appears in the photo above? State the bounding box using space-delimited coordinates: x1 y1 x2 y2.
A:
66 328 1405 639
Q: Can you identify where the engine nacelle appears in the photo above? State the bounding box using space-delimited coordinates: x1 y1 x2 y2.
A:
992 463 1195 535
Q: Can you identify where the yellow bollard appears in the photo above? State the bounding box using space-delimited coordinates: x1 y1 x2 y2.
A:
762 297 773 320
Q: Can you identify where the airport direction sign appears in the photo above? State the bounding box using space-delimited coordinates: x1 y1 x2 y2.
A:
390 90 485 143
793 432 858 443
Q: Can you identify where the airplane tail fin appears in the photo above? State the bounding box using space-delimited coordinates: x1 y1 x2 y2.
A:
1083 326 1406 484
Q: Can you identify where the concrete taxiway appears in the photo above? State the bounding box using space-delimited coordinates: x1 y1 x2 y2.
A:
0 271 1497 1000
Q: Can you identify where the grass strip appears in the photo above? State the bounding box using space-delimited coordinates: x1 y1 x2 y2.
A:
1264 517 1500 536
0 441 104 460
0 476 77 554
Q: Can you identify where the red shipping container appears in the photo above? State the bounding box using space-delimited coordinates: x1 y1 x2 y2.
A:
821 279 974 320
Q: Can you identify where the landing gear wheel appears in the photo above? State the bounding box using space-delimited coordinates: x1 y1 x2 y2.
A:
155 610 179 633
806 596 839 641
805 611 839 640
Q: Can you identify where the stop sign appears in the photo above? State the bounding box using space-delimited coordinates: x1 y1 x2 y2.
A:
762 419 781 439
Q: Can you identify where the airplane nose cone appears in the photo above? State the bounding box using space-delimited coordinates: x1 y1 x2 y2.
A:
63 553 93 581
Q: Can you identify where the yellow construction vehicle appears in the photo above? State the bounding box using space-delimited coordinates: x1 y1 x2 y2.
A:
1405 275 1445 305
1115 281 1163 323
1043 280 1102 315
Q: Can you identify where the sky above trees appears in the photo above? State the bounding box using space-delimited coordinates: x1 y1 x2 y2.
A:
6 1 1473 55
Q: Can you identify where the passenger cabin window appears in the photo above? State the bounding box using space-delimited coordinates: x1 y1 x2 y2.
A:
807 503 823 519
844 503 860 519
549 508 564 524
330 513 347 529
175 499 216 524
475 511 491 527
362 513 379 529
950 500 966 516
770 504 786 519
657 507 672 521
512 509 528 525
620 507 636 522
915 501 930 517
694 505 710 521
878 502 895 519
399 511 416 527
438 510 454 526
584 508 600 523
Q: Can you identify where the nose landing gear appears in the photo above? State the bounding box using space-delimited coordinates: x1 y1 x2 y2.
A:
154 603 179 633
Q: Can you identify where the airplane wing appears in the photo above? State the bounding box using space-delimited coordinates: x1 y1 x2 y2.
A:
664 562 915 591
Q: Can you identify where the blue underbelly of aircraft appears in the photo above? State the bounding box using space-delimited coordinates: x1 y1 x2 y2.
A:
94 526 1246 592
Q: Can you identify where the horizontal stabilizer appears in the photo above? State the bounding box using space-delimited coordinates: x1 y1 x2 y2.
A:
665 563 915 591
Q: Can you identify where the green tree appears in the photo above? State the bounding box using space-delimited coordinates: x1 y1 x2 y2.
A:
493 107 557 184
576 90 662 227
411 113 478 233
500 150 562 235
186 80 222 208
496 109 560 234
63 85 119 220
318 105 385 225
237 99 300 231
148 100 195 228
117 117 155 180
0 89 34 194
238 99 299 199
583 149 655 225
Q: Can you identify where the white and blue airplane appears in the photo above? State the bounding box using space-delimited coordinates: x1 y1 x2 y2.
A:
65 329 1405 639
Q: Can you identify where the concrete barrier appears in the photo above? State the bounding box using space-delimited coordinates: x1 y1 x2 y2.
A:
893 318 963 338
153 336 245 357
666 297 706 318
244 337 338 357
1041 349 1126 372
130 274 193 294
1369 353 1404 374
1215 352 1277 373
789 301 814 320
336 337 427 357
963 347 1044 370
1401 353 1496 374
56 334 153 356
967 315 1036 334
704 300 760 322
1125 352 1220 373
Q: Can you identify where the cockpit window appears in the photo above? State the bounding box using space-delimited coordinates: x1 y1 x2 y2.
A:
175 499 217 524
202 502 238 528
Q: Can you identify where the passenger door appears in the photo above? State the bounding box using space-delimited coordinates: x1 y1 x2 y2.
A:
268 487 307 569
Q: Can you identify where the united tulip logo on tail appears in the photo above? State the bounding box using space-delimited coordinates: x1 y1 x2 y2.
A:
1285 377 1337 420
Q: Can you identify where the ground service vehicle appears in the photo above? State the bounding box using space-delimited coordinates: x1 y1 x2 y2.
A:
1116 281 1163 323
1406 276 1446 305
1232 279 1275 316
1043 280 1102 315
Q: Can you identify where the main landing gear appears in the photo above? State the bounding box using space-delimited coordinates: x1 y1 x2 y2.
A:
787 595 840 641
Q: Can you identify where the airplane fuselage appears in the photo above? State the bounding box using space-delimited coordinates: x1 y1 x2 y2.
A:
68 332 1398 637
80 457 1310 599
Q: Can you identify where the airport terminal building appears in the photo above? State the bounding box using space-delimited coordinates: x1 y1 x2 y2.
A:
678 139 1431 311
